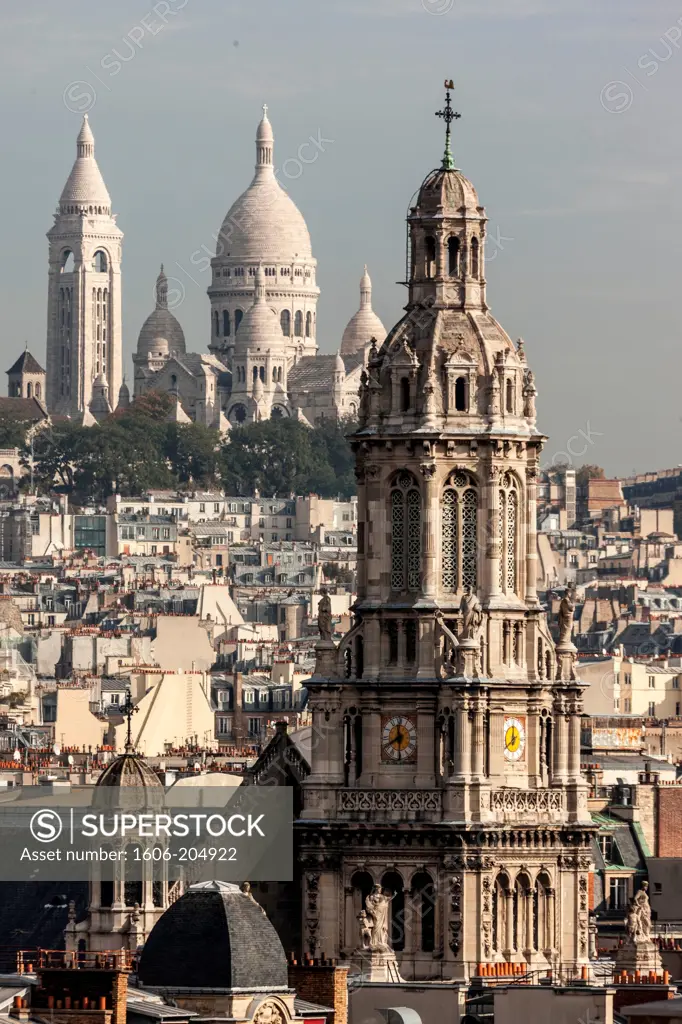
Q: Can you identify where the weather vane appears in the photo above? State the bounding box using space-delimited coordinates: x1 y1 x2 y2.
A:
122 690 139 753
435 79 460 171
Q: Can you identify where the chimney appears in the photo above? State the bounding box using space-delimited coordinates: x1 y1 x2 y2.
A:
288 958 349 1024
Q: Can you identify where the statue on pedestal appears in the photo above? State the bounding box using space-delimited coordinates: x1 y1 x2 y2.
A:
363 884 395 952
615 882 662 973
317 589 333 642
459 586 482 642
557 583 576 646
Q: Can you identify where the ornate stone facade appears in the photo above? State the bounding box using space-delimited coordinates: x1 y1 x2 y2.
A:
296 91 593 982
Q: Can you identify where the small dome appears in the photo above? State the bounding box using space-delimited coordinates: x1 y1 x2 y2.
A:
235 266 284 352
136 266 186 358
59 115 111 208
414 166 481 218
334 350 344 372
340 265 387 357
217 108 312 261
96 752 162 788
137 881 288 989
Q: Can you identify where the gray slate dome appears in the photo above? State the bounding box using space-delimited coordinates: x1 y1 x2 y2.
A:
138 881 288 989
136 266 186 358
96 752 162 788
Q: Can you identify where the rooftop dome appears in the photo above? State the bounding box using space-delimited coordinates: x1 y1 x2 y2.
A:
136 266 186 358
217 106 312 261
59 115 112 209
96 751 162 788
235 266 284 351
414 165 481 218
340 265 387 357
137 881 288 989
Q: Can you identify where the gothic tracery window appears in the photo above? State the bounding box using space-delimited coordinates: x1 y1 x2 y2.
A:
390 472 422 593
441 471 478 593
498 473 519 595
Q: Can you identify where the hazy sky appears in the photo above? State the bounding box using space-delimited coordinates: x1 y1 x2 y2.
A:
1 0 681 476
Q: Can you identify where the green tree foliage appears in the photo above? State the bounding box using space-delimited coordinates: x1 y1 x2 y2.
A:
26 399 358 502
0 411 38 450
576 464 605 487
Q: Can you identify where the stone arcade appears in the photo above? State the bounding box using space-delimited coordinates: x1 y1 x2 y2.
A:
295 86 594 983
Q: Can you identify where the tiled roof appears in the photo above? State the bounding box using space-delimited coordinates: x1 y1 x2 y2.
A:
0 397 47 422
288 355 337 392
6 351 44 376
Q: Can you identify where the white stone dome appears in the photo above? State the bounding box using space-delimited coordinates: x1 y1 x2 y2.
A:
235 266 284 350
59 115 111 209
217 106 312 261
137 266 186 358
340 265 386 357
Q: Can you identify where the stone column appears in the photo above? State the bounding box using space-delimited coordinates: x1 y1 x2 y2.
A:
420 462 438 602
344 885 356 954
471 699 485 780
452 700 470 780
545 888 556 952
552 704 568 784
416 699 436 786
362 704 381 784
525 464 538 605
327 703 345 785
525 891 534 953
504 889 515 954
485 465 502 599
568 703 581 783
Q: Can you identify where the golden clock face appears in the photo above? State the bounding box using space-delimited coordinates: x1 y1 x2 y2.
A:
381 715 417 763
504 717 526 761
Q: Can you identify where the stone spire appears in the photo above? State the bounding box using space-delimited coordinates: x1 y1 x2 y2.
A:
360 265 371 308
340 265 387 358
59 114 111 210
77 114 95 158
255 104 274 174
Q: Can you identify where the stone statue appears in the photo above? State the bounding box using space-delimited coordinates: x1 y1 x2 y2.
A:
459 586 482 641
364 884 395 952
558 583 576 645
523 369 537 419
626 884 652 943
358 909 373 949
317 589 333 642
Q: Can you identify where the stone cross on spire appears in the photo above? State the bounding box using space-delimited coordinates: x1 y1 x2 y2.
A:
435 79 461 171
121 690 139 754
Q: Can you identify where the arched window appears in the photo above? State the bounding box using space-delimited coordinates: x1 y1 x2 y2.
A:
400 377 410 413
381 871 405 952
411 871 435 952
454 376 467 412
424 236 436 279
259 366 265 382
305 311 312 337
294 310 303 336
499 473 519 595
93 250 108 272
61 250 75 273
253 366 258 383
442 471 478 593
234 309 243 332
35 383 41 400
26 383 32 398
213 310 219 337
492 872 510 953
280 309 291 336
124 844 143 907
390 472 422 593
471 236 480 278
448 236 460 276
223 310 230 336
506 378 514 414
272 367 278 383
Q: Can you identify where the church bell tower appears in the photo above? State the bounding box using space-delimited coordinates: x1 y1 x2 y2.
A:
297 85 593 982
46 115 123 417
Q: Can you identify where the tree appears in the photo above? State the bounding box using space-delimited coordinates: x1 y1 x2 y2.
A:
0 411 33 450
221 419 319 495
121 390 174 423
576 465 605 487
163 423 220 486
23 422 88 494
310 417 357 498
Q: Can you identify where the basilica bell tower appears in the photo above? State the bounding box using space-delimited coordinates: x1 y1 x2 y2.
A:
297 85 593 982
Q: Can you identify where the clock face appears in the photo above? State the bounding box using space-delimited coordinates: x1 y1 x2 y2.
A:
381 715 417 763
504 716 526 761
